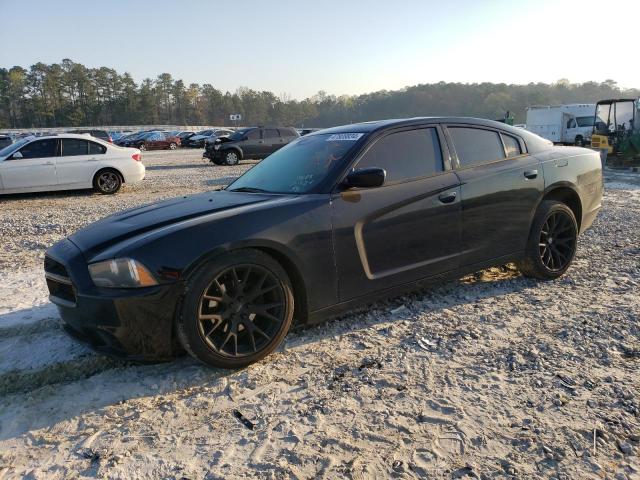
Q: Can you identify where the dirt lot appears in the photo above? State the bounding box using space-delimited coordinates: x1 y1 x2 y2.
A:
0 150 638 479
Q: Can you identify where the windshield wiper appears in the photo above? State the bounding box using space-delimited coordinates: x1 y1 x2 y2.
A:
228 187 272 193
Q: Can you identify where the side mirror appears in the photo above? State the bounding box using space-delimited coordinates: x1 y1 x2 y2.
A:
344 167 386 189
11 151 23 159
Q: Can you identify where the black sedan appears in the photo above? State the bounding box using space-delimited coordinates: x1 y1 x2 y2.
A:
45 117 603 368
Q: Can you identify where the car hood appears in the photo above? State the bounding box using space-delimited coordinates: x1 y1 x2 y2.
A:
69 190 282 260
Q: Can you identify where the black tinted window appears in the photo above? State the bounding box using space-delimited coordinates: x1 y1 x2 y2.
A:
502 134 521 157
265 128 279 139
89 141 106 154
18 139 57 159
450 127 505 167
61 138 88 156
246 129 261 140
356 128 442 183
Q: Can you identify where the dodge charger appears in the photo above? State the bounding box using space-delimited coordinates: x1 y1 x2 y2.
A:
45 117 603 368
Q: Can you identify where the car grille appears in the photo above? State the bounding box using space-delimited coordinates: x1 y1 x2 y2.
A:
44 255 77 307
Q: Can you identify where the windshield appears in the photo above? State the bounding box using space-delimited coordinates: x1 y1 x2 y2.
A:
227 133 363 194
0 137 30 157
576 116 595 127
229 128 251 141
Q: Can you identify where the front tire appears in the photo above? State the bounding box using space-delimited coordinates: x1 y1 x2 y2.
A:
139 143 146 151
574 136 584 147
224 150 240 166
93 169 122 194
177 249 295 368
517 200 578 280
169 142 177 150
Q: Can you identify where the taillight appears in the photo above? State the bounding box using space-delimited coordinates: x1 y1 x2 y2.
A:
132 153 141 162
108 136 113 143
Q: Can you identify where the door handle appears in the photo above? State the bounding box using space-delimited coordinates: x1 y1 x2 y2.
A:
44 161 54 165
88 158 98 161
438 191 457 204
524 169 538 179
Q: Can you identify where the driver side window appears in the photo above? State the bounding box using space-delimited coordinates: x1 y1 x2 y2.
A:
246 129 261 140
16 139 58 159
356 128 443 183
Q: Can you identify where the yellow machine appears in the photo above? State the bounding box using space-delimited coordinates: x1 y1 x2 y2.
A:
590 99 640 160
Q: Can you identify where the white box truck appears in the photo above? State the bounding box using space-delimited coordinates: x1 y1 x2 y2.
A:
525 104 595 146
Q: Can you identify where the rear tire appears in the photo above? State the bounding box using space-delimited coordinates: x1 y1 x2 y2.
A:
574 136 584 147
139 143 146 151
517 200 578 280
177 249 294 368
93 169 122 194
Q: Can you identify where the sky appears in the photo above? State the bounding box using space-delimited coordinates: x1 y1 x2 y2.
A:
1 0 638 99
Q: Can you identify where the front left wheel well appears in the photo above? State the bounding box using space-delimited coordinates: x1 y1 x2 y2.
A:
251 247 309 325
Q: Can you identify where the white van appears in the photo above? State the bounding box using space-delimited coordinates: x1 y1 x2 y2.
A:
525 104 595 146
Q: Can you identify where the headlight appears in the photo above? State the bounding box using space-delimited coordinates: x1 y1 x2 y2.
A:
214 145 221 150
88 258 158 288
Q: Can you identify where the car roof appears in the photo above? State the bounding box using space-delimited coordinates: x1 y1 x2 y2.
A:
21 133 108 142
314 116 527 134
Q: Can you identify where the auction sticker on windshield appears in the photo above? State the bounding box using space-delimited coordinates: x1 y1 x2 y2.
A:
326 133 364 141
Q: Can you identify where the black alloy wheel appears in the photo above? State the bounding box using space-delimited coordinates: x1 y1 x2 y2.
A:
197 264 286 357
177 249 294 368
538 210 577 272
517 200 578 280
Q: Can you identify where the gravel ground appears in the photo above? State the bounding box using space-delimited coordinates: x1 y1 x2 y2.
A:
0 150 638 479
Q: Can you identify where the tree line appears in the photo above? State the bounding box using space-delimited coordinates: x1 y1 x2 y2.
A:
1 59 638 129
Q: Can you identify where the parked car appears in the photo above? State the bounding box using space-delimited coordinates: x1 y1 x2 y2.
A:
44 117 602 368
67 129 113 143
0 134 144 195
0 134 14 149
183 129 234 148
176 131 196 144
120 131 181 150
204 126 299 165
115 131 145 146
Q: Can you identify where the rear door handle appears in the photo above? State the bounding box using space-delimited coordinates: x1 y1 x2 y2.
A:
438 191 457 204
524 169 538 179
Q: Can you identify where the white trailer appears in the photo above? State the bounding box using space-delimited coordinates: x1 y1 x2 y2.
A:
525 104 595 146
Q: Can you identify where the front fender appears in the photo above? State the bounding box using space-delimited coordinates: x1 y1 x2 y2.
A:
111 194 337 313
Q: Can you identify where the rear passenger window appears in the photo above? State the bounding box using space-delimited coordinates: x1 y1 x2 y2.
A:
279 128 295 137
61 139 88 156
449 127 505 167
89 142 106 154
265 128 279 139
502 134 521 157
356 128 443 183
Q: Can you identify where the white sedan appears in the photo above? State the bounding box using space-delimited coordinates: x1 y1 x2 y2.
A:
0 134 145 195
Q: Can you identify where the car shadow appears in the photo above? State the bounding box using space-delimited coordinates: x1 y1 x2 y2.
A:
0 188 97 201
0 266 533 441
